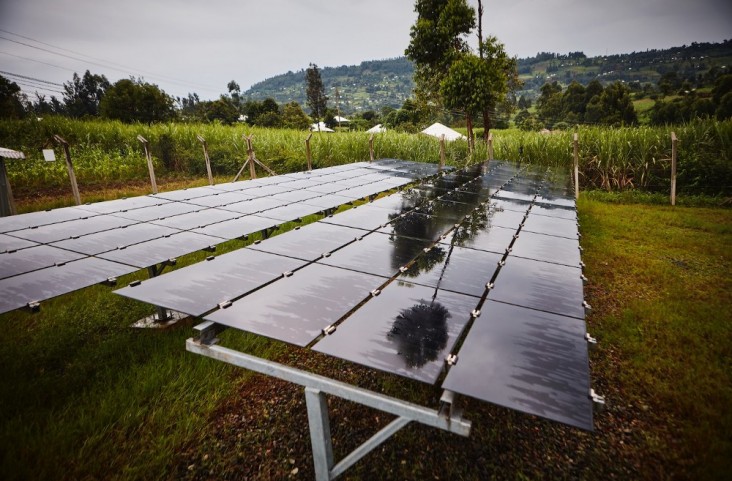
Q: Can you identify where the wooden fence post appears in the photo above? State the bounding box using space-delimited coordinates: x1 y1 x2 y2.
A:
487 132 494 161
53 135 81 205
573 133 580 200
196 135 214 186
137 135 158 194
670 132 678 206
439 134 446 170
0 158 16 216
369 134 374 162
306 133 313 171
246 135 257 180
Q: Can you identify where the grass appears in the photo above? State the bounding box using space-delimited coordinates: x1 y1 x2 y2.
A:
1 175 731 479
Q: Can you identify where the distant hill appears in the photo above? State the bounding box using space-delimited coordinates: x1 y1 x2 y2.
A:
243 40 732 113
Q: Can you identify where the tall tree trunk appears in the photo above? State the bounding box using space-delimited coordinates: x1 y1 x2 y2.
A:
477 0 484 59
482 107 491 141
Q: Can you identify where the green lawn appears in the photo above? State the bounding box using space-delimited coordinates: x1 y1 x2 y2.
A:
1 191 730 480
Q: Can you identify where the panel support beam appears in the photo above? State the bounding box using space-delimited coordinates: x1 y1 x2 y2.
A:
130 263 187 328
186 329 471 481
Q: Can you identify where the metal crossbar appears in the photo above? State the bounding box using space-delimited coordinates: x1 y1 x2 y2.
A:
187 325 471 481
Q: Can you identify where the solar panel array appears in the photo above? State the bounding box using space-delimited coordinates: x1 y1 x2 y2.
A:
0 159 441 314
116 159 594 430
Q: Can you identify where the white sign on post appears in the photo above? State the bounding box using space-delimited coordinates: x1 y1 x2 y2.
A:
42 149 56 162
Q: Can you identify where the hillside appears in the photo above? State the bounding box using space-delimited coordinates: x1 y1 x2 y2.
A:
243 40 732 113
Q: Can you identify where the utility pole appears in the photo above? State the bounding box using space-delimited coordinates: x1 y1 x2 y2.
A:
335 87 341 129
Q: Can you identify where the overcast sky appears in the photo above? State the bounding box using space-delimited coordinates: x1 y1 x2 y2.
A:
1 0 730 101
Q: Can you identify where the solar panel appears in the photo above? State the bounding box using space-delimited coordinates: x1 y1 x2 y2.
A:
181 191 255 208
77 195 171 215
303 183 350 195
192 214 280 240
116 248 307 317
50 223 180 255
491 198 532 214
258 203 326 221
151 186 219 201
494 189 536 202
0 233 38 253
321 205 399 232
521 213 579 239
0 206 94 234
150 208 241 231
250 222 363 261
238 184 295 198
111 202 204 222
510 230 581 267
534 195 576 209
0 257 137 315
529 203 577 220
218 197 288 215
489 206 528 230
400 245 503 298
314 280 478 383
0 244 85 280
250 175 299 186
207 181 265 193
488 256 585 319
376 211 449 243
317 231 430 278
10 215 139 244
441 300 592 430
271 190 323 204
98 231 220 268
336 184 390 201
300 194 355 210
204 263 385 346
443 223 516 255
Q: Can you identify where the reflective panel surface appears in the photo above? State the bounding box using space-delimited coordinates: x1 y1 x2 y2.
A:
192 215 280 240
401 245 503 298
78 195 170 214
318 231 429 277
0 206 92 233
0 257 137 314
530 203 577 220
10 215 139 243
205 263 384 346
442 300 592 430
522 213 578 239
321 205 398 231
111 202 204 222
151 208 241 230
489 256 585 319
182 191 254 208
301 194 354 209
220 197 288 215
510 230 581 267
116 248 307 316
445 222 516 255
51 223 179 255
251 222 362 261
99 231 220 268
315 281 478 383
0 234 38 253
0 244 85 279
151 186 219 201
258 203 324 221
271 190 323 204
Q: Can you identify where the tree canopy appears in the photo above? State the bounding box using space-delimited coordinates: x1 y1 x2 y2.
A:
305 63 328 122
100 78 175 124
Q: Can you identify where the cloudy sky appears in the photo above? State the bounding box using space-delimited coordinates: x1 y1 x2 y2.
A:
1 0 730 101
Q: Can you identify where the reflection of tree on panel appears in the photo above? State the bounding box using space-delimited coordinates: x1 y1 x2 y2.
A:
388 300 450 368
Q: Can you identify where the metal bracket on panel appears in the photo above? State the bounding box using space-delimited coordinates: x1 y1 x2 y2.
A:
583 300 592 311
322 324 336 335
399 266 408 273
321 251 331 258
498 260 506 267
581 274 588 283
27 301 40 312
254 239 262 245
470 309 481 319
218 300 232 309
370 289 381 297
585 332 597 349
206 255 215 261
446 354 458 366
129 279 142 287
485 282 494 290
204 245 216 252
579 261 586 268
193 320 227 346
590 389 606 412
103 277 117 286
283 271 294 278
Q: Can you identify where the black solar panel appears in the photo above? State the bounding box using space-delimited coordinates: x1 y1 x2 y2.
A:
314 280 478 383
442 300 592 430
444 222 517 255
182 191 255 208
78 195 170 215
116 248 307 317
521 213 579 239
151 186 219 201
204 263 385 346
250 222 362 261
10 215 139 243
0 244 85 280
111 202 204 222
50 223 179 255
488 256 585 319
529 203 577 220
510 230 581 267
321 205 398 232
192 215 280 240
0 233 38 253
219 197 288 215
259 203 325 221
150 208 241 231
0 257 137 314
0 206 93 234
98 231 220 268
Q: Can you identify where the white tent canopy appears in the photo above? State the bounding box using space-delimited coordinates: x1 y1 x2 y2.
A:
310 122 335 133
420 122 466 141
0 147 25 160
366 124 386 133
333 115 350 123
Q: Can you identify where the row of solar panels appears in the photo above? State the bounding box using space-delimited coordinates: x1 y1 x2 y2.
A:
0 159 446 314
116 160 594 430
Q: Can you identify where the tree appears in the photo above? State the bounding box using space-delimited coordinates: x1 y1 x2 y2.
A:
100 78 175 124
405 0 476 104
478 36 519 135
63 70 110 118
0 75 26 119
598 82 637 126
440 54 493 148
204 99 239 124
536 81 563 128
305 63 328 128
281 102 311 130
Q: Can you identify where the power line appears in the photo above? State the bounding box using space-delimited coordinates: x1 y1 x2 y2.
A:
0 50 74 72
0 70 63 87
0 31 220 94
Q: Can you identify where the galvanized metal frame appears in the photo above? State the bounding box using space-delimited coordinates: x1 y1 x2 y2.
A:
187 321 471 481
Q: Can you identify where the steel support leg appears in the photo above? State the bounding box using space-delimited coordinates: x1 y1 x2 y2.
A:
305 388 334 480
